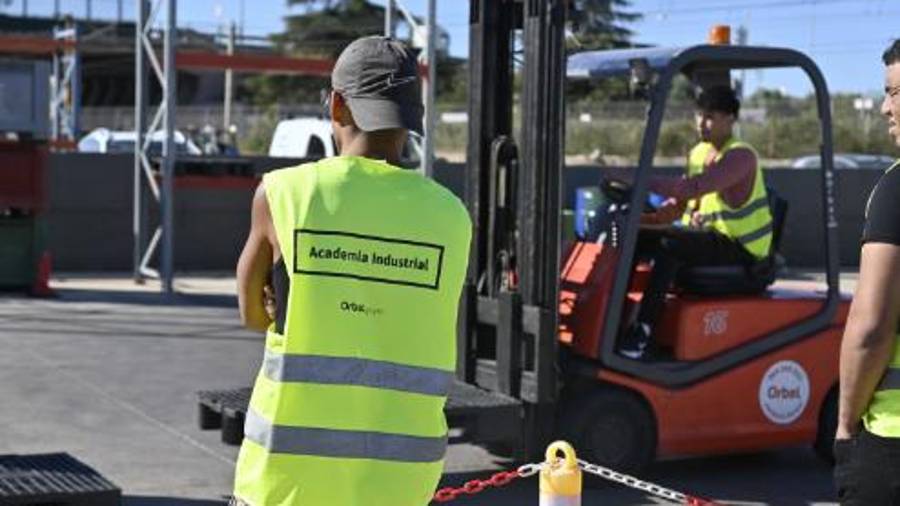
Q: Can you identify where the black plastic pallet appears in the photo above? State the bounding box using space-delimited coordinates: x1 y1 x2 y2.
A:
197 381 522 446
197 387 252 445
0 453 121 506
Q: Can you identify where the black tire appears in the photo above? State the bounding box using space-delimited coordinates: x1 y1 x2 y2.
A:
561 388 656 474
814 387 838 465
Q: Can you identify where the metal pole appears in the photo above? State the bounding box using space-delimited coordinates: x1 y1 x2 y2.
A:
118 0 123 23
239 0 245 37
133 0 148 282
86 0 92 20
22 0 26 17
54 0 59 18
384 0 394 38
71 25 81 140
224 21 235 131
422 0 436 178
51 50 60 140
161 0 177 294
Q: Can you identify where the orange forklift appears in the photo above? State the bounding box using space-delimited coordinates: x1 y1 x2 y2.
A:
455 0 849 473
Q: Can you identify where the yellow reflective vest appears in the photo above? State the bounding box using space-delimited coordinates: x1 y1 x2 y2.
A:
863 160 900 438
233 156 472 505
681 139 773 259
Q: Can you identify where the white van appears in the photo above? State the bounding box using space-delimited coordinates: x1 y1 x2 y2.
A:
268 118 337 158
268 117 423 167
78 128 202 156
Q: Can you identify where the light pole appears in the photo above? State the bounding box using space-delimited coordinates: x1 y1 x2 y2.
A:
854 96 874 151
384 0 394 38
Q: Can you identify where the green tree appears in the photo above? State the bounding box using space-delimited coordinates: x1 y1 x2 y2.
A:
568 0 641 51
566 0 641 103
243 0 466 107
281 0 386 57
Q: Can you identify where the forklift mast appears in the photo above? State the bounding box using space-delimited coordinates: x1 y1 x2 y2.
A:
460 0 568 452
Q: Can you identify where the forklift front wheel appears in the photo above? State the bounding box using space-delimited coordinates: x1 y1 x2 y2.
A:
562 388 656 475
813 387 838 465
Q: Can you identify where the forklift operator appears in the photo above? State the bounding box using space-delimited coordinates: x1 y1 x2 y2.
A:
619 85 773 359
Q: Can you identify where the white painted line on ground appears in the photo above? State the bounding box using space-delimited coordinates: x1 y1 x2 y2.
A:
17 338 237 468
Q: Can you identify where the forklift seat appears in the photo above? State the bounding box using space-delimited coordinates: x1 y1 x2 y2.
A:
675 187 788 296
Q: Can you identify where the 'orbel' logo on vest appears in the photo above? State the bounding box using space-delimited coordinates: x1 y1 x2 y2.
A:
340 300 384 317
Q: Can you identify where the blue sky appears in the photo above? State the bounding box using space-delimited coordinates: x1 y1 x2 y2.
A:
11 0 899 96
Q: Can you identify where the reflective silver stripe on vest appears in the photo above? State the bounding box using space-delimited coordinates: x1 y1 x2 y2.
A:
263 350 453 397
701 196 770 222
877 368 900 391
737 222 774 245
244 409 448 463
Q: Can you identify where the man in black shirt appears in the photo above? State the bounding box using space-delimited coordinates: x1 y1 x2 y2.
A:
834 39 900 505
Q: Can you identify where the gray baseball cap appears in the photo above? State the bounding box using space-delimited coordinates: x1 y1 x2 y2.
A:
332 36 424 135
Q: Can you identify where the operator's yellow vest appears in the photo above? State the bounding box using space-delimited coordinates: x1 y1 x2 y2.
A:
681 139 773 259
233 156 472 505
863 159 900 438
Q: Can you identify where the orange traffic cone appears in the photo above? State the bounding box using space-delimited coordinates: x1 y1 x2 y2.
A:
31 250 54 297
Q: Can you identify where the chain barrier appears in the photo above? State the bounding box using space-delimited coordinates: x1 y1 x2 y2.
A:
432 459 721 505
576 459 721 506
431 465 533 503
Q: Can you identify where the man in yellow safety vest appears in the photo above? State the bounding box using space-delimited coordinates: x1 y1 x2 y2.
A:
834 39 900 505
232 36 472 506
620 85 772 358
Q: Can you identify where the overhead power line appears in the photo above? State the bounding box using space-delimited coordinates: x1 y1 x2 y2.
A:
644 0 874 17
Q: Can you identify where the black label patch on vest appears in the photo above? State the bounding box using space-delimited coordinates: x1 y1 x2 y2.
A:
293 229 445 290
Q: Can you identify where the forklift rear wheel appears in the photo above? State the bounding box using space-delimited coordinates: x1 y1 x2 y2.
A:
563 389 656 474
814 387 838 465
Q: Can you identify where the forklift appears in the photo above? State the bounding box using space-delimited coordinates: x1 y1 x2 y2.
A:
455 0 850 473
198 0 848 476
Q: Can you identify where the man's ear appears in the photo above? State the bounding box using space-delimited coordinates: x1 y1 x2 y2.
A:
330 91 355 127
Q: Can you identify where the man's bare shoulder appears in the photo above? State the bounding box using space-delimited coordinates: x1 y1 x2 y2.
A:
251 181 276 241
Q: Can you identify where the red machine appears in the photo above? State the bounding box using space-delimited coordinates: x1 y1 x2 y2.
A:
455 5 847 474
543 44 847 471
558 215 846 469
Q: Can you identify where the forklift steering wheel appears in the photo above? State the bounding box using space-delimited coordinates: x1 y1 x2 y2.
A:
600 177 633 205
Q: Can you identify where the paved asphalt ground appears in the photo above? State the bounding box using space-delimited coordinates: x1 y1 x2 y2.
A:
0 272 855 505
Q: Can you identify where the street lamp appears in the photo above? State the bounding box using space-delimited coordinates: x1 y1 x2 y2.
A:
854 96 875 151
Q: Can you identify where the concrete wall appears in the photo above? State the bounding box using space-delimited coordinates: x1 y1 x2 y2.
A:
46 154 880 271
47 154 300 271
559 166 878 268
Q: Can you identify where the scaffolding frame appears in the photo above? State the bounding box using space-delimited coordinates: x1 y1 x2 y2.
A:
133 0 176 293
50 24 80 143
388 0 437 178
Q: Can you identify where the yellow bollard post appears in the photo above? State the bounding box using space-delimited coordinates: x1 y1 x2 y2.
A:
539 441 582 506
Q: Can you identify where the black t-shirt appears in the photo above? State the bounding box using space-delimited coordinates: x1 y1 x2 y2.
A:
862 162 900 246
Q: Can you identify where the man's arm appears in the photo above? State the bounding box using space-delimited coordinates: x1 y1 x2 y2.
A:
837 242 900 439
639 198 687 225
237 182 275 332
648 148 755 201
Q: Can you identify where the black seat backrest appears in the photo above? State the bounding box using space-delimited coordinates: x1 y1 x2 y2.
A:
766 185 789 256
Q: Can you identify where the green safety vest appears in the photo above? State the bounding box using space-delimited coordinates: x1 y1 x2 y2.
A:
233 156 472 505
863 159 900 438
681 139 773 259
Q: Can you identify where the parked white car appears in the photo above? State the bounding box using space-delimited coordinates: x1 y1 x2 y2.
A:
268 118 336 158
78 128 202 156
790 153 895 170
268 117 422 167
